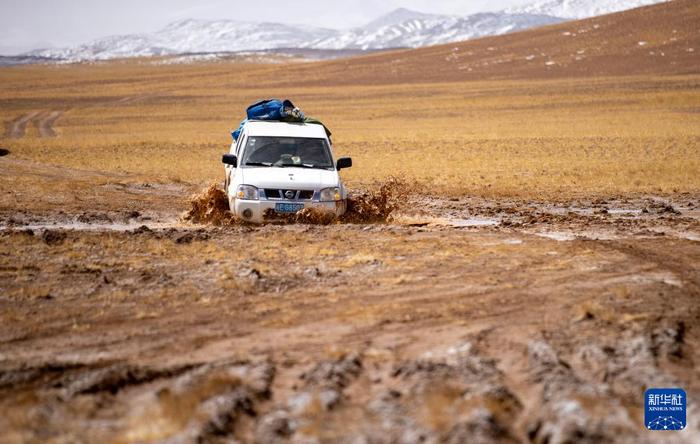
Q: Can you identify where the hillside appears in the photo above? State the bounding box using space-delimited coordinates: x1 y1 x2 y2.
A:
275 0 698 85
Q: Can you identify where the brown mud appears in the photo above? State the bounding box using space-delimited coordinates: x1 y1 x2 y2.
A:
182 184 238 226
1 218 699 443
342 176 414 223
1 162 700 442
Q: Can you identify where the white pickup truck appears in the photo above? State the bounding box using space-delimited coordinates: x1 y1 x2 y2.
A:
222 120 352 222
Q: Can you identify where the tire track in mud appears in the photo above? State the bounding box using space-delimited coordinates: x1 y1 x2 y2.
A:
3 93 160 139
111 94 155 106
603 240 700 293
4 111 40 138
4 110 65 139
34 110 65 137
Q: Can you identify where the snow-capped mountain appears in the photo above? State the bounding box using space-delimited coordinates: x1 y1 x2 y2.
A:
31 19 336 61
28 0 668 63
303 13 563 50
29 11 562 61
506 0 667 19
361 7 445 32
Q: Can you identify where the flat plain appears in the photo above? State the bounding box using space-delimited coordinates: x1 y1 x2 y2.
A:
1 1 699 443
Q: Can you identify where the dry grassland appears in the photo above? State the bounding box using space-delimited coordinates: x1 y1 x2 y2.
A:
1 61 698 198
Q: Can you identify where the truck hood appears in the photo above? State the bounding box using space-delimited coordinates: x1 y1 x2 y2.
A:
240 167 339 189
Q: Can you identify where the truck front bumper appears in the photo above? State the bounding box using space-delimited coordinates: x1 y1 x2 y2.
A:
231 198 347 223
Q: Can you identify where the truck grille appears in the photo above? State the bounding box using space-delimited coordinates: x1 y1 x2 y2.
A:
264 189 314 200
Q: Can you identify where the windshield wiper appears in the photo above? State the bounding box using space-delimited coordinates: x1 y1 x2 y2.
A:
278 163 330 169
245 162 272 167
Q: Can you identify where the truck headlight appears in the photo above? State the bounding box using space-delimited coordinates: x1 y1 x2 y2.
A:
236 185 259 200
319 187 341 202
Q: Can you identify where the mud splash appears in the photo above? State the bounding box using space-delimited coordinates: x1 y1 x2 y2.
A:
186 178 412 226
342 177 412 223
182 184 238 226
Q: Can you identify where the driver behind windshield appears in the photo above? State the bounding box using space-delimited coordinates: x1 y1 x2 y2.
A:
297 140 328 165
244 137 332 169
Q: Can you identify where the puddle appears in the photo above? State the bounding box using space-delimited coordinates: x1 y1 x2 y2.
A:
606 208 643 215
447 217 499 227
664 231 700 242
534 230 623 241
393 214 500 228
426 217 500 228
0 221 179 232
622 271 683 288
550 207 645 217
549 206 595 216
535 231 578 241
482 238 525 247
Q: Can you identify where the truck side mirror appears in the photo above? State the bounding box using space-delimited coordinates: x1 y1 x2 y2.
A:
222 154 238 167
336 157 352 170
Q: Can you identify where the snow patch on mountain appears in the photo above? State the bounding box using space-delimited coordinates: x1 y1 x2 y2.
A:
362 7 446 32
304 13 563 50
506 0 668 19
30 20 336 61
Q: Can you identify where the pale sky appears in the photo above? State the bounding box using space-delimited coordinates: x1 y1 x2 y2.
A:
0 0 533 55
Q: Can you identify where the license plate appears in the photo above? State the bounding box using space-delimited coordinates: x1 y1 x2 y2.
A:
275 203 304 213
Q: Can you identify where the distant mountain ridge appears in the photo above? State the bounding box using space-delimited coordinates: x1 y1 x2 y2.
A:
33 19 337 61
361 7 444 32
301 12 563 50
28 0 668 63
506 0 666 18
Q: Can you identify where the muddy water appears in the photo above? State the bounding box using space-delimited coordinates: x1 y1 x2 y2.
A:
342 177 413 223
0 220 180 232
182 184 238 225
4 186 699 245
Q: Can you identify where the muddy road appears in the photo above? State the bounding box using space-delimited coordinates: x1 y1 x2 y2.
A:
4 110 66 139
2 93 161 140
1 158 700 443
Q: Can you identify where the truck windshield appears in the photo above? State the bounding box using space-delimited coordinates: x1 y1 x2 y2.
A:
242 136 334 169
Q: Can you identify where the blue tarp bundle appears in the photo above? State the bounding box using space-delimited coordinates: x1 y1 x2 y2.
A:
232 99 303 141
231 99 331 142
247 99 300 120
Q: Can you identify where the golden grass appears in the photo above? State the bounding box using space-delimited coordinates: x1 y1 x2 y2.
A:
1 60 698 198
